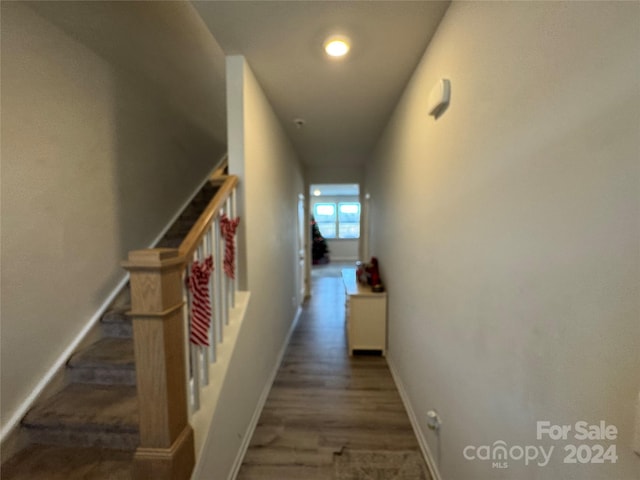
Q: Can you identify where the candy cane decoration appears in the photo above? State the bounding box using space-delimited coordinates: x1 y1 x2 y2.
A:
220 214 240 279
188 255 213 346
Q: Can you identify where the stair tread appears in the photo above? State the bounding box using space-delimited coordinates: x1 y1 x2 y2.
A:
1 444 133 480
156 238 182 248
155 183 220 249
68 337 134 369
101 307 131 325
23 384 138 432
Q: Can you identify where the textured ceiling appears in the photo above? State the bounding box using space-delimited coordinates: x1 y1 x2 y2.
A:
193 1 450 168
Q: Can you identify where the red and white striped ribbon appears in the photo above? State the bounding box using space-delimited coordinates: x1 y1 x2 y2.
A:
188 255 213 346
220 214 240 279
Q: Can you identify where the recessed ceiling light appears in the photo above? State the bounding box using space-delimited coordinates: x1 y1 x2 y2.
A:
324 35 350 58
313 189 322 196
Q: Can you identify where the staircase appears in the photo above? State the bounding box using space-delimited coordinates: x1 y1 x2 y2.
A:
1 180 221 479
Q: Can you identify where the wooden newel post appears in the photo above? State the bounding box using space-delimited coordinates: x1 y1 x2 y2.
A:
122 249 195 480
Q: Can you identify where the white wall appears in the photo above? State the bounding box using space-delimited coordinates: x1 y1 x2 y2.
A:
193 55 304 479
0 2 227 435
325 239 358 263
305 165 364 187
366 2 640 479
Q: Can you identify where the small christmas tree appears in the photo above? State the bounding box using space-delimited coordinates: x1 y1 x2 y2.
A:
311 215 330 264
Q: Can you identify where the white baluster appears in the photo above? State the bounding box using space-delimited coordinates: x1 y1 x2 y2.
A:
185 259 200 413
219 208 229 326
206 224 217 364
198 238 210 386
214 216 224 343
193 248 206 395
224 197 232 312
181 268 193 414
231 188 238 308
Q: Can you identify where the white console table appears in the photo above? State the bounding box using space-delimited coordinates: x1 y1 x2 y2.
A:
341 268 387 356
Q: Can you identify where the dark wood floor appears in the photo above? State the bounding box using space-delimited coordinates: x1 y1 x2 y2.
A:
237 264 431 480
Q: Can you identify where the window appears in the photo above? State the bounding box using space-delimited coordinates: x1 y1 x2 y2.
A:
314 203 336 238
313 201 360 239
338 203 360 238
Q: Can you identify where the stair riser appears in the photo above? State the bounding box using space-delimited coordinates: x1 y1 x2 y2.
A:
25 427 139 451
102 322 133 338
69 368 136 386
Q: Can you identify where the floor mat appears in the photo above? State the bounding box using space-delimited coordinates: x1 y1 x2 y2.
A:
333 449 430 480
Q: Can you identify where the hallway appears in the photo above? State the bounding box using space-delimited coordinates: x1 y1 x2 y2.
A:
237 264 430 480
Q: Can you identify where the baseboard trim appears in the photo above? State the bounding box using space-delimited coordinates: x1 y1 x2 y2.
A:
227 305 303 480
328 256 358 262
386 354 443 480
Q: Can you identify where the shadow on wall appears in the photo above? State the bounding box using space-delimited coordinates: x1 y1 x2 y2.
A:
28 1 229 300
109 74 224 283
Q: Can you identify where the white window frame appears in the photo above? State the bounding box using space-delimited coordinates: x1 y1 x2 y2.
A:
313 201 360 239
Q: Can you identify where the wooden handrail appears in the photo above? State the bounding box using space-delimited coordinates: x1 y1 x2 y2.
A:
122 170 239 480
178 175 238 260
210 156 228 180
122 249 194 479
